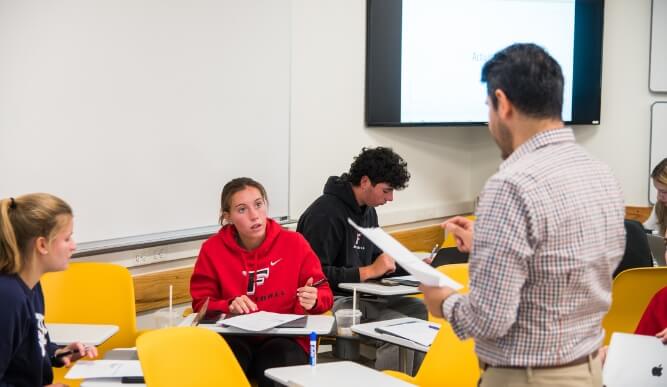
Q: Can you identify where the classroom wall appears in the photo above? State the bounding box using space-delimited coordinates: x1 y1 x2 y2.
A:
289 0 474 226
469 0 661 205
289 0 661 225
86 0 661 328
89 0 658 269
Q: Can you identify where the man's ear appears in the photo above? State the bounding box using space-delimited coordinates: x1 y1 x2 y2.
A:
495 89 513 120
359 175 372 189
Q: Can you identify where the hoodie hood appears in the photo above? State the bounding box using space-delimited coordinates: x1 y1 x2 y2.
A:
218 217 282 257
323 175 369 216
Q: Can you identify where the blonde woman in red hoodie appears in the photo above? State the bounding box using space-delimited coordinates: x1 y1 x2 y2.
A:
190 177 333 387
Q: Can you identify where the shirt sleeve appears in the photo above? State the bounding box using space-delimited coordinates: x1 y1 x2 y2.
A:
298 213 360 288
190 247 233 314
0 295 26 385
443 177 531 340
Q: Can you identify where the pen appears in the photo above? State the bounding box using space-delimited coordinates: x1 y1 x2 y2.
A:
310 278 328 288
428 243 440 261
55 349 81 359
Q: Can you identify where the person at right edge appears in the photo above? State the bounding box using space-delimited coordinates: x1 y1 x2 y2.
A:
297 146 427 375
643 157 667 238
419 43 626 387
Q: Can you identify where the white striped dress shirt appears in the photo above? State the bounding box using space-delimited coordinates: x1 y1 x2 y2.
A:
442 128 626 367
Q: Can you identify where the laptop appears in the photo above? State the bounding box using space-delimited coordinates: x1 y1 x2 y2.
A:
603 332 667 387
647 234 666 266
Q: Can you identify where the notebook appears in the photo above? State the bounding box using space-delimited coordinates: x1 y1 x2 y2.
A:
603 332 667 387
647 234 666 266
374 320 439 347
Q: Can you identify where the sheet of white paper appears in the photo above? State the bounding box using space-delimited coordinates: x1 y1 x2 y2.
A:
222 311 302 332
65 360 142 379
376 320 440 347
348 219 463 289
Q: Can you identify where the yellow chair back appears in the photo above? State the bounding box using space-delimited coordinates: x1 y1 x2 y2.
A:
602 266 667 344
385 321 479 386
437 263 470 294
412 263 469 311
42 262 139 355
42 262 139 386
137 327 250 387
389 263 477 385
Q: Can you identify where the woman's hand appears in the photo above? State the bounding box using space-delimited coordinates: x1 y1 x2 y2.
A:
54 342 97 367
229 295 258 314
297 277 318 311
657 327 667 343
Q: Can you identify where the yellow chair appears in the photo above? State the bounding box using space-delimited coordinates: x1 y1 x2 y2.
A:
137 326 250 387
384 321 479 386
602 266 667 344
413 263 469 303
437 263 470 294
42 262 140 385
421 264 470 329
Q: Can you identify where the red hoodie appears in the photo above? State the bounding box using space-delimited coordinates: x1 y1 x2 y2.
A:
190 218 333 353
635 286 667 337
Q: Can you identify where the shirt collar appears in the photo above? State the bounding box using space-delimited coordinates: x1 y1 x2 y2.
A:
500 127 575 170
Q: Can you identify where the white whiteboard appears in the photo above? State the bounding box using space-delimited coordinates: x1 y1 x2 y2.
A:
650 0 667 92
0 0 290 249
650 102 667 203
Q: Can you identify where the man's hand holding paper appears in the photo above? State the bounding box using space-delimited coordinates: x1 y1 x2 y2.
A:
347 219 462 289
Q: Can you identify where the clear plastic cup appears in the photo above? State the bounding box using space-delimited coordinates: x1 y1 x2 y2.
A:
154 308 180 328
334 309 362 336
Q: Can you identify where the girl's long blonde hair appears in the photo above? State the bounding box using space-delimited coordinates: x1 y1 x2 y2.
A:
0 193 72 274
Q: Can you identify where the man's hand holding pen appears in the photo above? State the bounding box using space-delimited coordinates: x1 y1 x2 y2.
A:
297 277 327 311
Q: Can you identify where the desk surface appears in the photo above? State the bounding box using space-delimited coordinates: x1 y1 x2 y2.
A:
351 317 438 353
81 349 143 387
199 314 335 336
338 280 420 296
47 323 119 346
265 361 415 387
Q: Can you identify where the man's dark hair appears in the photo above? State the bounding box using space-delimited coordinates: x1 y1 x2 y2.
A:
481 43 563 120
344 147 410 189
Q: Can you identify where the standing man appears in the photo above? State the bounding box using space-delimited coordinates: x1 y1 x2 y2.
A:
420 44 625 387
297 146 426 374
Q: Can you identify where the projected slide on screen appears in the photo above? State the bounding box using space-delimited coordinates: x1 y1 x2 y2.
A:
401 0 575 123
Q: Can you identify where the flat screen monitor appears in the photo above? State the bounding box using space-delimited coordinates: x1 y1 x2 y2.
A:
366 0 604 126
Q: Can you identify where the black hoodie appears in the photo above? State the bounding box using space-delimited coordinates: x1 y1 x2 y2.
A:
297 175 383 295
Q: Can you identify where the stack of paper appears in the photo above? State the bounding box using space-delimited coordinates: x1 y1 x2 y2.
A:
65 360 142 379
222 311 303 331
348 219 463 289
375 320 440 347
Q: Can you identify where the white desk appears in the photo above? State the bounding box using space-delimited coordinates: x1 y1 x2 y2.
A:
351 317 437 353
265 361 415 387
352 317 439 372
80 349 143 387
199 314 335 336
338 281 420 296
47 323 119 346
